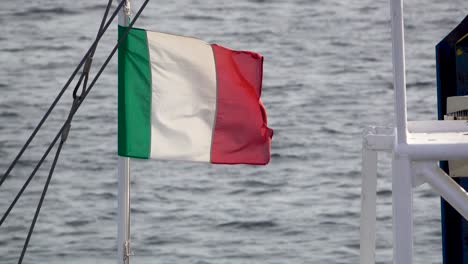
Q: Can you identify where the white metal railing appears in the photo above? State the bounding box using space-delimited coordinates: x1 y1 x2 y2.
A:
360 0 468 263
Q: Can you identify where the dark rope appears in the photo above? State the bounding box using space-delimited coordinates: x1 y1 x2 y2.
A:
0 0 149 230
15 1 150 261
0 0 125 187
78 0 150 111
0 0 119 227
0 131 60 227
74 0 113 100
17 136 64 264
17 97 78 264
0 0 117 227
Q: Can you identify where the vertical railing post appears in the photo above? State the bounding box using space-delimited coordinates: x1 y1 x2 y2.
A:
390 0 408 144
392 155 413 264
390 0 412 262
360 145 378 264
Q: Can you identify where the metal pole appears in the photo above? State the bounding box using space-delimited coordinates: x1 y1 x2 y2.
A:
390 0 408 144
360 145 377 264
390 0 412 261
117 1 131 264
117 157 131 264
418 165 468 220
392 155 413 264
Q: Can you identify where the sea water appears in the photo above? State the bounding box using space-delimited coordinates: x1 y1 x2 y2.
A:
0 0 466 263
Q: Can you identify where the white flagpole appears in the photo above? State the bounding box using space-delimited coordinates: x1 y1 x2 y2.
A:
117 156 131 264
117 1 131 264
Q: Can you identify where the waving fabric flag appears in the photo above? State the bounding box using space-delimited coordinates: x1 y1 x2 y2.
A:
118 27 273 165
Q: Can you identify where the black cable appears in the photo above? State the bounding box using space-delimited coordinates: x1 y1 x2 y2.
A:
74 0 113 100
17 139 64 264
0 0 125 187
0 130 60 227
78 0 150 110
0 0 149 227
0 0 117 226
17 96 77 264
16 2 149 262
92 0 113 58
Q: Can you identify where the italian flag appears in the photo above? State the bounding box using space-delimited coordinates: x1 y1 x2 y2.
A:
118 27 273 165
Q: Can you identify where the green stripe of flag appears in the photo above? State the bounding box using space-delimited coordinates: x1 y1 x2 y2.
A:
118 26 152 159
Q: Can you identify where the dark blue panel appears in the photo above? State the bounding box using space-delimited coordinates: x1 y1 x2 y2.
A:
436 15 468 264
456 36 468 95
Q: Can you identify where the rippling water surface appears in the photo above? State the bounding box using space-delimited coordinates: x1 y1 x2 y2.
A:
0 0 467 263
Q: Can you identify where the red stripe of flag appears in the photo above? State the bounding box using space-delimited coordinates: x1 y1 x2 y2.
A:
210 44 273 165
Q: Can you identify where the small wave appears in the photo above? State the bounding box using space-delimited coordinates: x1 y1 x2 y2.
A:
266 83 303 91
194 261 212 264
0 112 18 118
239 29 276 36
0 147 7 157
377 215 392 221
2 45 71 53
321 126 341 135
84 4 111 11
15 159 37 167
65 219 91 227
252 188 281 195
0 240 7 247
93 191 116 200
145 235 168 245
321 210 359 219
58 230 95 236
377 189 392 196
217 220 277 230
271 153 309 161
1 48 23 52
28 45 72 51
345 242 360 250
78 36 92 41
419 190 437 198
431 17 460 26
234 179 283 188
358 6 378 13
31 61 69 70
266 84 285 90
407 81 433 89
130 207 147 214
227 189 246 195
145 235 192 245
330 40 353 48
281 229 304 236
12 7 80 17
163 185 215 193
362 56 379 62
183 14 223 21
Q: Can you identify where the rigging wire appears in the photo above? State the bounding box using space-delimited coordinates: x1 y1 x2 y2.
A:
17 97 77 264
17 132 65 264
0 0 126 188
2 1 150 260
74 0 114 100
0 0 116 228
0 130 60 227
